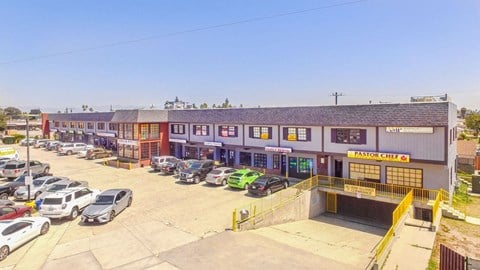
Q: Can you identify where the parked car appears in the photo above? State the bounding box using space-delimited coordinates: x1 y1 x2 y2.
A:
14 176 68 200
175 159 197 175
0 158 14 178
179 160 215 184
77 145 95 158
85 148 113 160
205 167 237 186
35 179 87 203
0 148 19 161
0 173 52 200
2 160 50 180
248 175 290 196
33 139 50 148
81 189 133 224
39 187 101 220
227 169 264 190
0 205 32 220
0 200 15 207
160 159 184 175
151 156 178 171
58 143 89 155
0 217 50 261
45 141 61 151
19 138 36 146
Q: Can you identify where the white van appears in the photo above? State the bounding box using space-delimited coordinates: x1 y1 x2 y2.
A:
0 148 19 160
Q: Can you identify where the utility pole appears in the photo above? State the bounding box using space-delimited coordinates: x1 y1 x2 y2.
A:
26 117 32 201
330 92 344 105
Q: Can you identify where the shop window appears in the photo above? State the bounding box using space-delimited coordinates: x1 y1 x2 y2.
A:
118 144 124 157
331 128 366 144
283 127 311 141
124 145 134 158
250 126 272 139
133 124 139 140
349 163 380 182
193 125 209 136
118 124 124 139
109 123 117 131
87 122 94 129
77 122 84 129
150 124 160 139
140 143 149 160
184 146 198 159
54 121 59 128
140 124 149 140
97 122 105 130
386 167 423 188
298 158 313 174
124 124 133 139
150 142 159 157
133 145 139 159
253 153 267 168
239 152 252 166
200 148 214 160
70 122 75 128
273 154 280 169
171 124 185 134
219 126 238 137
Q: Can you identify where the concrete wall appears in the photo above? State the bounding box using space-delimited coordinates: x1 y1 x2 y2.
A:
237 189 325 231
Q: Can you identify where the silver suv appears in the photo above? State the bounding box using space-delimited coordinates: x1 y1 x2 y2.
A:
39 187 101 220
2 160 50 180
151 156 178 171
58 143 88 155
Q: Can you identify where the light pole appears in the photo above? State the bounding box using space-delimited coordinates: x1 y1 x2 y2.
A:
25 117 32 201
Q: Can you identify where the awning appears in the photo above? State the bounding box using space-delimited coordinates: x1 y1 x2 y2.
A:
96 132 116 138
169 138 187 144
86 132 94 136
59 130 66 133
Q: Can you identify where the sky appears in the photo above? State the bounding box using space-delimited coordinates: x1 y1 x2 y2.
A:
0 0 479 112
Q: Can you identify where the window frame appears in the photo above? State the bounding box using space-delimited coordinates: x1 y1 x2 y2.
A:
193 125 209 136
332 128 366 145
171 124 185 135
250 126 272 139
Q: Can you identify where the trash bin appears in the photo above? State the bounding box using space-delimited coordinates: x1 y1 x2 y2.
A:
472 175 480 194
240 209 249 220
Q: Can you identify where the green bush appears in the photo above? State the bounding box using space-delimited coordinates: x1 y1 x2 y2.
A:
13 134 25 143
2 136 16 144
459 132 467 140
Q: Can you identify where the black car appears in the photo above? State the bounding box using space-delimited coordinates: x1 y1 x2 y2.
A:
179 160 215 184
248 175 289 196
161 160 183 175
0 172 52 199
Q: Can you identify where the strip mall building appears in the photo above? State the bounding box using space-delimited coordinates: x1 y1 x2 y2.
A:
42 102 457 194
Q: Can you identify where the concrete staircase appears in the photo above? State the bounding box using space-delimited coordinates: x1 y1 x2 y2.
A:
440 203 466 220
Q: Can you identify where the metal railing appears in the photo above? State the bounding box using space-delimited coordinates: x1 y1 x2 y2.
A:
375 190 413 263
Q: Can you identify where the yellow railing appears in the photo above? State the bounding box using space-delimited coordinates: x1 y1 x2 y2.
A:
375 190 413 262
232 176 319 231
432 192 442 222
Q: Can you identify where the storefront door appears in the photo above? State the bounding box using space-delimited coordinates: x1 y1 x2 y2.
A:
281 155 286 176
227 150 235 167
334 160 343 178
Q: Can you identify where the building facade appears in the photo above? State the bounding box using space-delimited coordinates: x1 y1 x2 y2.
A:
43 102 457 193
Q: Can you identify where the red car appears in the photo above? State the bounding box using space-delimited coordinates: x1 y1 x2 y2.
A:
0 206 32 220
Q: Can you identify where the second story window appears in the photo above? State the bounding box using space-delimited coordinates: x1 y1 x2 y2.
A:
250 126 272 140
77 122 84 129
69 122 75 128
108 123 117 131
140 124 149 140
331 128 366 144
87 122 94 129
97 122 105 130
193 125 209 136
54 121 60 128
219 126 238 137
171 124 185 134
283 127 311 141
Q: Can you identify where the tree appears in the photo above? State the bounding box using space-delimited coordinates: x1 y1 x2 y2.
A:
200 103 208 109
175 96 179 103
89 107 94 112
465 112 480 136
4 107 22 119
192 103 197 109
82 105 89 112
212 104 216 109
221 98 231 108
460 107 467 119
0 110 7 131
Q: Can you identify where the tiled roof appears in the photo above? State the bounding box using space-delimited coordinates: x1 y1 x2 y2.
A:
110 110 169 123
47 112 114 122
168 102 450 126
457 140 477 158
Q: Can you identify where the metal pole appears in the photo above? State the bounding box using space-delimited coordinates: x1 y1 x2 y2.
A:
26 117 31 201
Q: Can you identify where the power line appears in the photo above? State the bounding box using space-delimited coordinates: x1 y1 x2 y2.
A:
0 0 367 65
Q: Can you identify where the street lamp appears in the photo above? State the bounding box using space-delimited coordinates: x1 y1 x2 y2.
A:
25 116 32 201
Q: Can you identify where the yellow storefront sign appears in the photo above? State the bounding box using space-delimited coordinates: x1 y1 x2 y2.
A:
344 184 376 196
347 150 410 163
260 133 269 140
287 134 297 141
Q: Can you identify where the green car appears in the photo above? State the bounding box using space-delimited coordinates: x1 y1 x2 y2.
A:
227 169 263 190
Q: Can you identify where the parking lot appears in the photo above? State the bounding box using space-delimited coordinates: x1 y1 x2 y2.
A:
0 145 385 270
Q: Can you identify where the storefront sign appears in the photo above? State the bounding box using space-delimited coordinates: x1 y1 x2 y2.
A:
347 150 410 163
68 130 74 134
344 184 376 196
86 132 94 136
260 133 269 140
287 134 297 141
204 141 223 147
265 146 293 153
77 130 83 134
59 130 66 133
96 132 116 137
169 138 187 144
385 127 433 134
117 139 138 146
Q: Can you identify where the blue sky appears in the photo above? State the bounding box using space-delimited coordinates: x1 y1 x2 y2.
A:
0 0 479 112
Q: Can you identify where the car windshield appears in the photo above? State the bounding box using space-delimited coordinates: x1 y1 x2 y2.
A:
13 175 26 183
190 162 202 169
32 180 45 186
94 195 114 205
48 184 68 192
210 170 222 175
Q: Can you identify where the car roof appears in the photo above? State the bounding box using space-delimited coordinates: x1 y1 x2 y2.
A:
0 218 36 229
233 169 251 174
99 189 130 196
34 176 65 181
214 167 234 171
44 187 90 198
49 179 75 185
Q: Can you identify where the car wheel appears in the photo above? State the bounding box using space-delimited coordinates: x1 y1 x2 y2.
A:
109 211 115 221
43 167 50 174
70 207 79 220
40 222 50 235
244 183 249 190
284 182 289 189
67 150 73 156
23 210 31 217
0 193 8 200
194 176 200 184
0 245 9 261
221 179 227 186
266 189 272 196
127 197 132 207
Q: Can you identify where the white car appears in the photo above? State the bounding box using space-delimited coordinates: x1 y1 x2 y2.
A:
58 143 88 156
77 145 95 158
0 217 50 261
39 187 101 220
14 176 68 200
